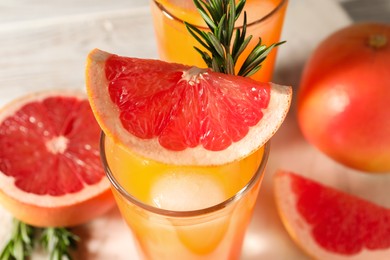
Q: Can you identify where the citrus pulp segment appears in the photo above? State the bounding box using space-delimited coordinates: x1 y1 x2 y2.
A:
86 48 292 166
274 170 390 260
0 90 114 227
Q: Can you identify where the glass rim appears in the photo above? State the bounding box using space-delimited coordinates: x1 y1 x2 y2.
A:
100 132 270 218
152 0 288 30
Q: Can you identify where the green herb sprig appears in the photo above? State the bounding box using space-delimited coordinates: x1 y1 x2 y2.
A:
0 219 34 260
40 227 79 260
185 0 285 77
1 219 79 260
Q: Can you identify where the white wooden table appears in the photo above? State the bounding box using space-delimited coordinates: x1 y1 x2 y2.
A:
1 0 389 259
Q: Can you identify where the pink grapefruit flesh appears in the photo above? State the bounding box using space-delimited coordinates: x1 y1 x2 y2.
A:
274 170 390 259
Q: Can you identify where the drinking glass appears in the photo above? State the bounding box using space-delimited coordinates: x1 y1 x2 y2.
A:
101 133 270 259
150 0 288 82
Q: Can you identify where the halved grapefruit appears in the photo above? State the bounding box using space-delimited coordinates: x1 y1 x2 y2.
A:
0 90 115 227
274 170 390 259
86 49 292 165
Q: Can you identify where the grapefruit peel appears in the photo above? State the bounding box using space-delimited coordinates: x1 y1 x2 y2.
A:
86 49 292 166
274 170 390 260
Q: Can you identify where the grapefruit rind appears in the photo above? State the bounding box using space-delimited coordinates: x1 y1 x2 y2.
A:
0 172 110 207
0 90 114 227
274 170 390 260
0 89 84 123
86 49 292 166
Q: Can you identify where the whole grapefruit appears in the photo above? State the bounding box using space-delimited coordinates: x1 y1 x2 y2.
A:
297 23 390 173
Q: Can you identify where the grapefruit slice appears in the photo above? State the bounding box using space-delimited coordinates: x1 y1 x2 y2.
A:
0 90 114 227
86 49 292 165
274 170 390 259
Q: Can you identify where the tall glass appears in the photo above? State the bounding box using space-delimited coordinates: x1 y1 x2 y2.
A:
150 0 288 82
101 133 270 259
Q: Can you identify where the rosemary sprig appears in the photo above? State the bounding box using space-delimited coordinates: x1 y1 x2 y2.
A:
40 227 79 260
0 219 34 260
0 218 79 260
185 0 285 77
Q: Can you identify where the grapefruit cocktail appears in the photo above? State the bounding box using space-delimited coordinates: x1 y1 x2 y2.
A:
86 49 292 259
150 0 288 82
102 134 268 259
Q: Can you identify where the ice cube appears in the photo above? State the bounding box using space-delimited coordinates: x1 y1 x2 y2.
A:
151 171 225 211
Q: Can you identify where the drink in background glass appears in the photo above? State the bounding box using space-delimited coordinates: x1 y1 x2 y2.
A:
150 0 288 82
101 133 269 259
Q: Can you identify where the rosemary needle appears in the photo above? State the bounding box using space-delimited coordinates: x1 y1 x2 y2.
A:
0 218 79 260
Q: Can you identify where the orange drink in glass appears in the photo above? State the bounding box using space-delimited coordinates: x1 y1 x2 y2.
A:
102 134 269 259
150 0 288 82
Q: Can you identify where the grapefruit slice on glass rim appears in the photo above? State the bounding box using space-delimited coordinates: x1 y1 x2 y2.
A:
0 90 114 227
86 49 292 165
274 170 390 260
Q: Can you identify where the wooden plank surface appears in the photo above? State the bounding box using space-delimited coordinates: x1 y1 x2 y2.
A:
0 1 157 106
0 0 149 23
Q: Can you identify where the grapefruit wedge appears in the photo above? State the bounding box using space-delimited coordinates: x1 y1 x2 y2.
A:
86 49 292 165
274 170 390 260
0 90 114 227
